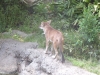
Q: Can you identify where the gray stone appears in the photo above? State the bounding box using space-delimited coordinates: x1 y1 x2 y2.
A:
0 39 97 75
0 39 38 75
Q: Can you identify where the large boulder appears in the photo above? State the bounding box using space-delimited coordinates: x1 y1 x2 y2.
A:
19 49 97 75
0 39 97 75
0 39 38 75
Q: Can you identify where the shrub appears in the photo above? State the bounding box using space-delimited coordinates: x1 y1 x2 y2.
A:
79 5 99 46
0 0 28 32
64 5 100 59
77 5 100 59
33 3 48 15
0 6 6 32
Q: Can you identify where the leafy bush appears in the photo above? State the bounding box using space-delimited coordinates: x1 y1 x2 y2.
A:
33 3 48 15
79 5 99 46
0 0 28 32
5 5 27 28
0 6 6 32
64 5 100 58
73 5 100 59
64 30 85 58
49 2 65 16
19 14 45 33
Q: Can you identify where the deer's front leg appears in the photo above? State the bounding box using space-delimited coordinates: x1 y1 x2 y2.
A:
44 40 49 54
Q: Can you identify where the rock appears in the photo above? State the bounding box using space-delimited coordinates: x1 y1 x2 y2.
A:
0 39 38 75
0 39 97 75
0 55 17 74
3 30 33 38
26 49 97 75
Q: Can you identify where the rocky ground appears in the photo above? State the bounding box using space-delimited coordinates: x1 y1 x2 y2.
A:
0 30 97 75
0 39 97 75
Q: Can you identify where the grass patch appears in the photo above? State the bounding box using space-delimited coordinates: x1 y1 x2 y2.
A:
67 57 100 75
0 33 11 39
0 32 45 48
24 33 45 48
0 33 25 42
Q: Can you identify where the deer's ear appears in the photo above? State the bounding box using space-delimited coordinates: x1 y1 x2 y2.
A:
47 20 51 24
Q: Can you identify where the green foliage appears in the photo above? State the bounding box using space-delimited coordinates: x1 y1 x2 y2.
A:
63 0 84 17
64 4 100 60
5 5 27 27
0 0 85 32
0 0 28 32
51 18 70 31
79 5 99 45
64 30 85 58
0 6 6 32
33 3 48 15
49 2 65 15
19 14 46 33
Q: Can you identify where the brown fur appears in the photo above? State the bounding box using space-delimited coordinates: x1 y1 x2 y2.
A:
39 20 65 63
